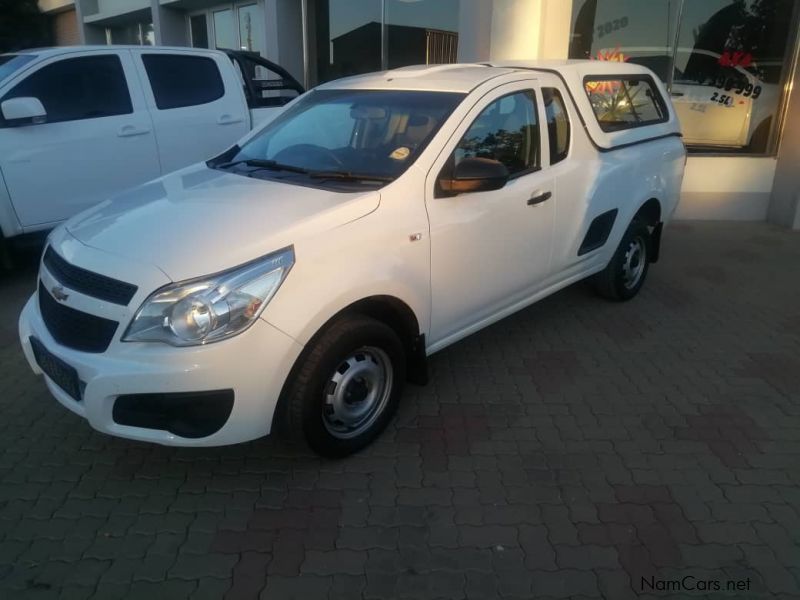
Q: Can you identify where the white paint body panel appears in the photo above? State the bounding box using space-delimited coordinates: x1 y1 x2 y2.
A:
19 62 685 446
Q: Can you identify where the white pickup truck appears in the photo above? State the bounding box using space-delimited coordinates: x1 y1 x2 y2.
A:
20 61 686 456
0 46 303 243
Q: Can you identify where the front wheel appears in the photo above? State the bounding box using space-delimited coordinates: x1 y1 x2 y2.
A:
593 219 651 301
283 315 406 457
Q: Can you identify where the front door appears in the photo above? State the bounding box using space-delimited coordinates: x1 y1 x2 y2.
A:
0 51 160 228
425 82 555 347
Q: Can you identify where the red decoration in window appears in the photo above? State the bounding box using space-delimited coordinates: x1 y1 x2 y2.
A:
718 50 753 68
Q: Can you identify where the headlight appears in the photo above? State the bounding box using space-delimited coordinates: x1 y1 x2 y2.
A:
123 246 294 346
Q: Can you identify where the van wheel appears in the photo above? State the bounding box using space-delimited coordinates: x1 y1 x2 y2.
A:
284 315 405 457
593 219 650 301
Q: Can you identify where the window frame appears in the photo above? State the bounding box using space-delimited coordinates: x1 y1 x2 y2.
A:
582 74 669 133
452 88 542 181
0 54 133 126
542 86 571 165
141 53 225 111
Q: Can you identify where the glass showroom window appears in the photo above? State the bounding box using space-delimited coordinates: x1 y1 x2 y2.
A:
105 21 155 46
189 3 266 59
306 0 460 86
569 0 800 155
307 0 383 86
385 0 459 69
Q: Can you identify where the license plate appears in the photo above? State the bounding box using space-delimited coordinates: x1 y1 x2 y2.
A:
30 337 82 401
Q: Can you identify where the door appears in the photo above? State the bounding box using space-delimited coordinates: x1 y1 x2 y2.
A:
134 50 250 173
426 82 555 346
0 51 160 228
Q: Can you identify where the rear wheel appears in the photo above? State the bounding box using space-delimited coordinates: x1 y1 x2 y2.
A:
283 315 405 457
593 219 651 301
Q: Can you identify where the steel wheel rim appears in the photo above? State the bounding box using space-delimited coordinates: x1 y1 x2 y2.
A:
322 346 393 439
622 236 646 290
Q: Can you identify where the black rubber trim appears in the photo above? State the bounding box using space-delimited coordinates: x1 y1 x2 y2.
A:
489 65 683 153
113 390 235 439
43 246 138 306
407 333 429 385
650 221 663 263
578 209 618 256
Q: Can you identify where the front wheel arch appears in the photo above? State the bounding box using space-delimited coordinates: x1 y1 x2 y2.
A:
272 295 427 435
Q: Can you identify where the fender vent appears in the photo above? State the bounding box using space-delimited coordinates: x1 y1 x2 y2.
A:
578 209 618 256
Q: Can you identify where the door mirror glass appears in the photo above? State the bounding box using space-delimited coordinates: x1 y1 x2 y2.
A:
1 97 47 126
439 157 509 195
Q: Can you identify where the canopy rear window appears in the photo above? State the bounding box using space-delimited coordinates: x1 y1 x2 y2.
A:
583 75 667 132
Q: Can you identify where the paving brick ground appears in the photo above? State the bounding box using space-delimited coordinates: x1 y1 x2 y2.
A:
1 221 799 599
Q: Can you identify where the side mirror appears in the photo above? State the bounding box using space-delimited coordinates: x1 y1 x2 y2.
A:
439 157 509 195
1 97 47 126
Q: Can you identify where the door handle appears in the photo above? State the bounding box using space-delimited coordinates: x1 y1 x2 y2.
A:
527 191 551 206
670 91 685 97
117 124 150 137
217 114 244 125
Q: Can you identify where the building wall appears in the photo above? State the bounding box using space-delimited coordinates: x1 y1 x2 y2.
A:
52 9 81 45
39 0 75 12
458 0 571 62
768 38 800 229
153 5 188 46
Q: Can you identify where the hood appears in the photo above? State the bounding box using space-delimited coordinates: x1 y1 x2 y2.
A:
66 165 380 281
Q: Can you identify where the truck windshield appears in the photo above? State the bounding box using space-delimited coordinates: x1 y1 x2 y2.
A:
218 88 464 183
0 54 36 85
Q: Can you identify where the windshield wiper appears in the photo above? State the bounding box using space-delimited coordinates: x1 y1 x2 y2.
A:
216 158 310 174
216 160 393 183
307 170 394 183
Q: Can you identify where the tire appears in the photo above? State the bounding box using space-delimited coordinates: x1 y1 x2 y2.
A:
593 219 651 301
283 314 406 457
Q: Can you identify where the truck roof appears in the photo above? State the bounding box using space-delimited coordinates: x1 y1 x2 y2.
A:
317 64 518 94
314 61 682 151
3 45 228 59
318 60 663 94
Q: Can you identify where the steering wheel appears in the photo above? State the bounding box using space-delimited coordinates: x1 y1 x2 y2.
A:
273 144 344 170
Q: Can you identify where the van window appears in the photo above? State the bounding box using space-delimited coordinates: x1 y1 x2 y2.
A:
142 54 224 110
455 90 540 176
542 87 570 163
2 55 131 124
583 76 667 132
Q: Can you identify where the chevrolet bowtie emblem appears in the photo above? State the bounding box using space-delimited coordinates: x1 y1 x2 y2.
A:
51 286 69 302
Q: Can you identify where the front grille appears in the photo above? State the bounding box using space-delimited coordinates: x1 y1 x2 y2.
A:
43 246 138 306
38 281 119 353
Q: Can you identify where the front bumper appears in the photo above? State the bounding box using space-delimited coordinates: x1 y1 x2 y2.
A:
19 293 303 447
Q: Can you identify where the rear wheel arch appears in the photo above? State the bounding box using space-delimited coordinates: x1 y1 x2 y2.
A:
632 197 663 262
634 197 662 226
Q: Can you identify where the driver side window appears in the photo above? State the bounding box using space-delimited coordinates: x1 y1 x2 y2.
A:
2 55 132 125
455 90 540 176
